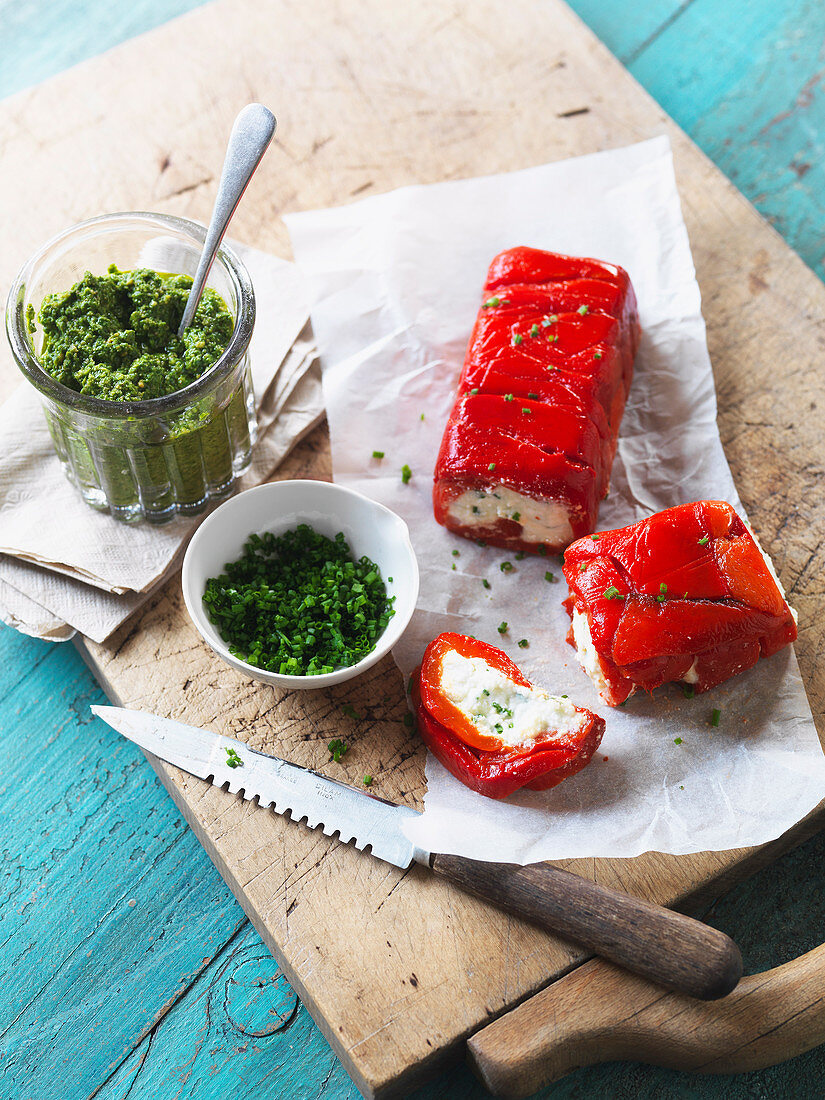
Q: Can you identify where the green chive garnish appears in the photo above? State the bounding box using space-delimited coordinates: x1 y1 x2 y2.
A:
328 738 350 762
225 747 243 769
518 638 529 648
512 333 523 346
500 561 514 573
401 464 412 484
372 450 385 459
497 621 508 634
711 708 721 727
545 571 555 582
698 535 709 546
577 304 588 315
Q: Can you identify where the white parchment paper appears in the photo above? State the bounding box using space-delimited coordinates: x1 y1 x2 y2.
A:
286 137 825 861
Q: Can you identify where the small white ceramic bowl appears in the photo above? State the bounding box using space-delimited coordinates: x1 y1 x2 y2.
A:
181 479 419 689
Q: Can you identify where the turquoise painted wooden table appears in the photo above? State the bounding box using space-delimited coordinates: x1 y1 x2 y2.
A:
3 2 825 1097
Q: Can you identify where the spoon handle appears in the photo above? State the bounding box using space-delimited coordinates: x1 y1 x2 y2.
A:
178 103 277 336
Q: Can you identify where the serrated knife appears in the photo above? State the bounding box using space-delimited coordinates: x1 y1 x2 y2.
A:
92 704 742 1000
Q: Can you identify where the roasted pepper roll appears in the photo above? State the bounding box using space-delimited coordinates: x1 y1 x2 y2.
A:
433 246 640 553
414 632 605 799
562 501 798 706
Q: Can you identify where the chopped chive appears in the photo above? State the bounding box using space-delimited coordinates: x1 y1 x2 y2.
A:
328 738 350 762
483 296 501 308
527 392 539 399
530 323 540 337
202 524 394 678
603 585 624 600
452 549 460 556
494 723 503 734
522 407 531 415
497 621 508 634
500 561 515 573
512 511 521 521
471 506 480 514
225 747 244 769
711 708 721 727
682 683 695 699
451 563 456 570
698 535 709 546
488 462 496 471
512 333 523 346
660 583 668 593
470 387 479 395
577 304 589 315
504 393 514 402
420 413 425 421
674 737 683 745
401 464 412 484
593 351 603 360
545 571 556 582
515 551 526 561
518 638 529 648
363 775 373 786
482 578 491 589
372 450 385 459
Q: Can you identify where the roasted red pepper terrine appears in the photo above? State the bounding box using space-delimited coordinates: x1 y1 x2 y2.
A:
433 246 640 553
562 501 798 705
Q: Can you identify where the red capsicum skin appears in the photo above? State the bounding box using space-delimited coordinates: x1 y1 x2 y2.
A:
414 632 605 799
433 246 640 554
562 501 798 704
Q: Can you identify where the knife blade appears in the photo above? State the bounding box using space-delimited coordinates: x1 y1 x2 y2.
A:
92 705 743 1001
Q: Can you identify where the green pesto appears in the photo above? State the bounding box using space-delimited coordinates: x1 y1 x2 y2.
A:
33 265 233 401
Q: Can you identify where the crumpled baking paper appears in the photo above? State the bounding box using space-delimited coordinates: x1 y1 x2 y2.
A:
0 246 324 642
286 136 825 861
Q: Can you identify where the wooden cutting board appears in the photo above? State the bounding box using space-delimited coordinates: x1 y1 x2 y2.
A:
2 1 824 1096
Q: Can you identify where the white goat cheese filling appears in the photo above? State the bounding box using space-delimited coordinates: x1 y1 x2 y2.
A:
439 648 582 749
448 485 573 545
682 658 700 684
571 607 620 698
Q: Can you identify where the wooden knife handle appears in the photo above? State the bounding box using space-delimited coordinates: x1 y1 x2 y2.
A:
466 945 825 1098
430 854 741 1000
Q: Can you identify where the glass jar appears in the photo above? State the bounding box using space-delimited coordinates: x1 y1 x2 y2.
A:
5 211 257 523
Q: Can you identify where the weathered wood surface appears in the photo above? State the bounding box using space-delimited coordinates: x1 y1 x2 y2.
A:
469 943 825 1098
3 0 825 1097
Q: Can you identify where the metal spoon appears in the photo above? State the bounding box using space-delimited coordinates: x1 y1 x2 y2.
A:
177 103 277 337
